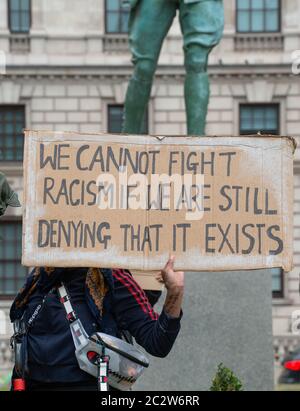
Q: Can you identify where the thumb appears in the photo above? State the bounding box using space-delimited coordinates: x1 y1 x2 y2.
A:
164 255 175 273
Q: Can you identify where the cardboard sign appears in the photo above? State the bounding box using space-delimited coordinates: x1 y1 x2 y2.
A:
22 131 295 278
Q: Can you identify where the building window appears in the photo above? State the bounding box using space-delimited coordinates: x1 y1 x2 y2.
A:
108 104 149 134
0 221 27 297
105 0 130 34
239 104 279 135
0 105 25 161
8 0 31 33
236 0 281 33
271 268 284 298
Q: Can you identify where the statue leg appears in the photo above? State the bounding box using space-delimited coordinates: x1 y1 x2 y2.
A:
122 0 177 134
184 49 210 136
179 0 224 136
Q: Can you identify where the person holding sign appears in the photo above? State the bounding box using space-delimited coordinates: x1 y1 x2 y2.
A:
10 256 184 391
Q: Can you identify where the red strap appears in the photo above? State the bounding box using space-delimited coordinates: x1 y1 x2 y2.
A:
113 269 158 321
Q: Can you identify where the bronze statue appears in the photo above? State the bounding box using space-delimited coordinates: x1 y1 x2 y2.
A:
0 172 21 217
122 0 224 136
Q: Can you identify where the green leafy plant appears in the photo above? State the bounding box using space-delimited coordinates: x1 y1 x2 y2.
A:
210 363 243 391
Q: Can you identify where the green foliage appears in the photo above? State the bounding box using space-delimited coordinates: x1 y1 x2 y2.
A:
210 363 243 392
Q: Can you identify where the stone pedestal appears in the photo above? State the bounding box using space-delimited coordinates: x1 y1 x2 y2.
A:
136 270 274 391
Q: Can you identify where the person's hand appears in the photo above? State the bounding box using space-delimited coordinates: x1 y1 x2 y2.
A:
156 256 184 318
156 255 184 292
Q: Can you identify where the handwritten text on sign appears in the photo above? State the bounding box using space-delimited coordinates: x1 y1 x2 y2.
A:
22 131 294 272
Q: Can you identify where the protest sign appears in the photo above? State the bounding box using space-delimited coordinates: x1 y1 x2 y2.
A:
22 131 294 284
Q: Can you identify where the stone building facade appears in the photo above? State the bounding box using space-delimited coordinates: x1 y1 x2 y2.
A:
0 0 300 385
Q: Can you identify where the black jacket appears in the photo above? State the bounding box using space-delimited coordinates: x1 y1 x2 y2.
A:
10 267 182 384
